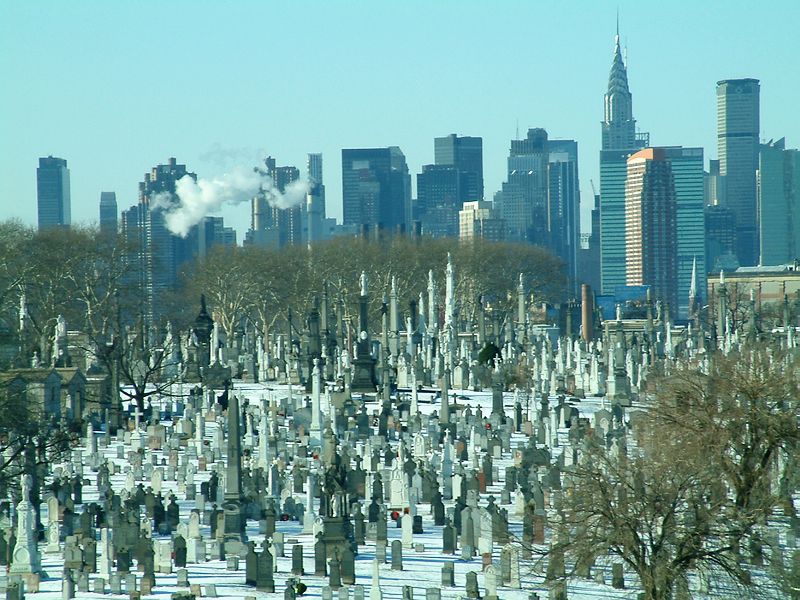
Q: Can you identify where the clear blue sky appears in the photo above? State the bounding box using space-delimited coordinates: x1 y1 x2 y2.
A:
2 1 799 237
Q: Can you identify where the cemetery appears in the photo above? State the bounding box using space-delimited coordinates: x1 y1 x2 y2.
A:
1 253 799 600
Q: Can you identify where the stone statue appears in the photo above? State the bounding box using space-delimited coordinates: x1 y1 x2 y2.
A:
21 473 31 502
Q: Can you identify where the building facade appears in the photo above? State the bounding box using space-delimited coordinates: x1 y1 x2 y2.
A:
624 149 679 311
416 165 464 237
99 191 118 235
548 139 581 293
305 153 327 246
706 204 738 272
434 134 484 202
121 158 197 324
459 201 504 242
717 78 760 266
248 156 303 248
37 156 71 230
758 138 800 265
342 147 410 234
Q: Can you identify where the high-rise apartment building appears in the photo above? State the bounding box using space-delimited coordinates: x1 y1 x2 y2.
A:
248 156 303 248
186 216 237 259
758 138 800 265
599 30 649 296
342 147 410 234
99 192 118 235
717 78 760 266
121 158 197 324
624 149 679 311
434 134 484 202
36 156 71 230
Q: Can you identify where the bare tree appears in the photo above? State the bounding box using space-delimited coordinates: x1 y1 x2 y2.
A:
549 342 800 599
0 378 76 493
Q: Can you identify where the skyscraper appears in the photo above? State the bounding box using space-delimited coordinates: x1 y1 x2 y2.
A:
342 147 410 234
493 129 580 288
624 149 679 312
459 201 504 242
758 138 800 265
717 78 760 266
599 29 649 296
667 146 706 319
121 158 197 324
99 192 118 235
434 134 484 202
186 216 237 259
547 139 581 292
306 153 326 245
248 156 303 248
416 165 464 237
622 147 705 319
36 156 71 230
705 205 738 272
496 128 549 243
601 30 637 152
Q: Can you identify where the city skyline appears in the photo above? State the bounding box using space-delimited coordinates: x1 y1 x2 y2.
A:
2 2 799 238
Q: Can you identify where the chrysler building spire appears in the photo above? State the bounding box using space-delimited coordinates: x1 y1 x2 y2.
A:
602 26 637 150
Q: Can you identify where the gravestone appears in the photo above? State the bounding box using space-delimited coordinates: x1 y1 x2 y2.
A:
292 544 304 575
441 562 455 587
465 572 481 599
391 540 403 571
612 562 625 589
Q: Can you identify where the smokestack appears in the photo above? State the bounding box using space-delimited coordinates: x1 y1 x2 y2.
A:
581 284 594 342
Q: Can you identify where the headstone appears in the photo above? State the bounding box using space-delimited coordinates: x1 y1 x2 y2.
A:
391 540 403 571
370 558 382 600
329 554 342 589
465 572 481 599
441 562 455 587
484 565 498 600
109 574 122 594
292 544 304 575
177 568 189 587
93 578 105 594
426 589 441 600
612 562 625 589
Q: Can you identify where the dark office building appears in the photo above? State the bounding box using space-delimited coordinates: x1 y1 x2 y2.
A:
99 192 118 235
342 147 410 234
416 165 466 237
705 204 738 272
37 156 71 230
434 134 484 202
717 78 760 266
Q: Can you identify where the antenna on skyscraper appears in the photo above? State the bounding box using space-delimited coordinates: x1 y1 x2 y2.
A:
515 118 519 140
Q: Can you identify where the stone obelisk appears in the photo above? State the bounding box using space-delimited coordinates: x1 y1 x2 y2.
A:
223 394 247 554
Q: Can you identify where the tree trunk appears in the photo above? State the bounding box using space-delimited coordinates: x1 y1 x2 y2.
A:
640 567 674 600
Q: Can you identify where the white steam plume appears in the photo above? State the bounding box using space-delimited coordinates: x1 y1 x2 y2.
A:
153 165 309 237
